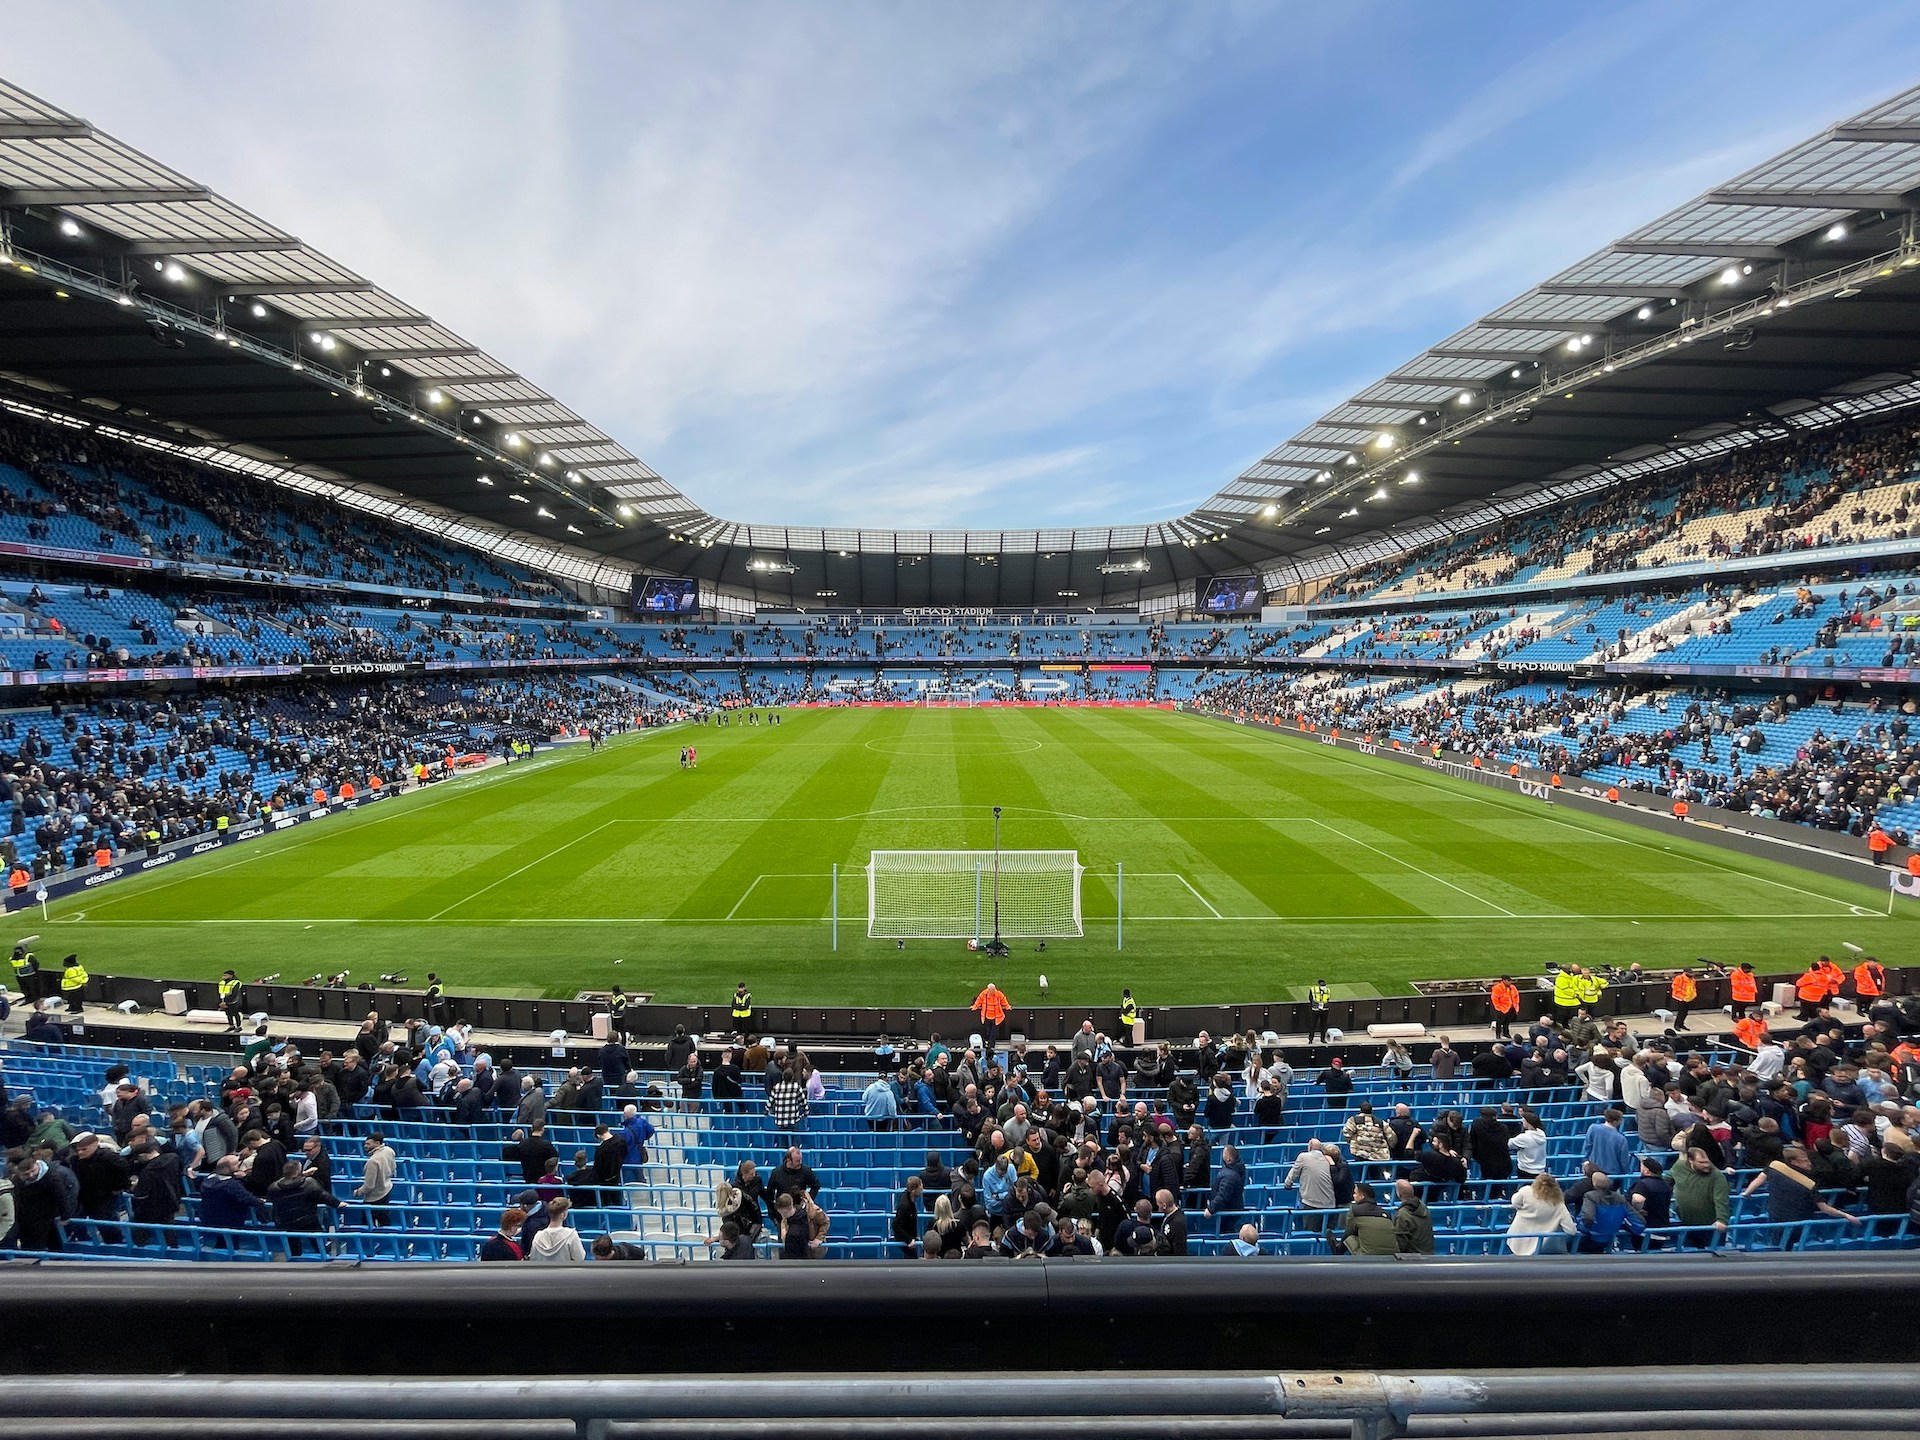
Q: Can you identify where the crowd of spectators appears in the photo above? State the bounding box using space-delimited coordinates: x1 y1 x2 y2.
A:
0 677 651 877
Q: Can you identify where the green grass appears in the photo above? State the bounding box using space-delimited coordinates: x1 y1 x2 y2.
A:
41 707 1909 1006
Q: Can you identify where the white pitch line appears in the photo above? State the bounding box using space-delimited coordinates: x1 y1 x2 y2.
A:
59 910 1888 927
724 874 766 921
1304 816 1518 917
427 818 624 920
1175 873 1223 918
1236 721 1874 918
1517 803 1868 916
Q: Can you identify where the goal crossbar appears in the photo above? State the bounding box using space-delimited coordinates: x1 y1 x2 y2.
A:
866 848 1083 939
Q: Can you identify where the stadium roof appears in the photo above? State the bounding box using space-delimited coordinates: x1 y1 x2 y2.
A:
4 79 1920 608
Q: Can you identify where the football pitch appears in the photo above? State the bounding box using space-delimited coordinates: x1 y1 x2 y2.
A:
43 707 1908 1006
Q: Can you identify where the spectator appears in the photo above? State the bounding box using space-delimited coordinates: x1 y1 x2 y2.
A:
1392 1177 1434 1255
354 1132 396 1225
1505 1173 1576 1255
266 1158 341 1257
1343 1182 1397 1255
481 1206 528 1260
528 1196 585 1262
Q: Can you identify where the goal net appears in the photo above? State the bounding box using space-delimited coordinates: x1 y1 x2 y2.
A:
867 849 1084 939
920 689 976 707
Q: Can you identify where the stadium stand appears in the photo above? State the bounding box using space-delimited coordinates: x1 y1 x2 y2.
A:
4 992 1916 1263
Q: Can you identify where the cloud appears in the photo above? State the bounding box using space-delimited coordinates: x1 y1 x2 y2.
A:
6 3 1920 533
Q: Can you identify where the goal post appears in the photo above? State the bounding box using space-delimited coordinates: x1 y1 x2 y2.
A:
920 689 976 707
867 849 1084 939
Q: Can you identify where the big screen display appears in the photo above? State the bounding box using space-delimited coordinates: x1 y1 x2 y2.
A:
635 576 700 614
1200 574 1264 614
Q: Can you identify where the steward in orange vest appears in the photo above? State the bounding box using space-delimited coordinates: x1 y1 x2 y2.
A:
1729 964 1758 1006
1733 1014 1769 1050
1867 825 1892 863
1668 969 1697 1029
1814 957 1846 998
1795 964 1828 1019
1489 977 1520 1040
1853 957 1886 999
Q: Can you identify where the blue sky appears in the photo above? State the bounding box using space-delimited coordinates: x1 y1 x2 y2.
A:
11 3 1920 529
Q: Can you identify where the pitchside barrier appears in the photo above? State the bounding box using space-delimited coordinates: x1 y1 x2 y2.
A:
66 964 1916 1066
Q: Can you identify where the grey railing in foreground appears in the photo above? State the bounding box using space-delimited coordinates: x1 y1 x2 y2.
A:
9 1371 1919 1440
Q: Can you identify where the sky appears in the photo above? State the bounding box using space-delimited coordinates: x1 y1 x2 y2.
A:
9 2 1920 531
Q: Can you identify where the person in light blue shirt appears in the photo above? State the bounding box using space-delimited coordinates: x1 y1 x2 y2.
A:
980 1153 1014 1213
1581 1109 1636 1176
862 1076 899 1132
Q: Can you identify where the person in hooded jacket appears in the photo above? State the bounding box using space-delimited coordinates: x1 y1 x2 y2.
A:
528 1196 585 1262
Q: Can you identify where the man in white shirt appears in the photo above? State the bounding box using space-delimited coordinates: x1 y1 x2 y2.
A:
1748 1042 1785 1083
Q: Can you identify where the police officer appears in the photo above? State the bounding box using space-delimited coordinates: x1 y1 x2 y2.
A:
1307 980 1332 1045
59 953 89 1016
10 942 40 1004
730 982 753 1033
218 969 243 1032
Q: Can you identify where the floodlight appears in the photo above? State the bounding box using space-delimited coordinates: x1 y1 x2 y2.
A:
1636 305 1653 320
1368 487 1388 501
1719 265 1740 285
426 389 443 405
1824 223 1847 241
1456 391 1473 404
58 218 80 237
251 302 267 318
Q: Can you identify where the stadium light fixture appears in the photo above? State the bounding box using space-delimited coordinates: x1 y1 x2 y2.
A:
477 476 494 486
1314 525 1331 535
1636 305 1653 320
1339 507 1359 518
617 504 635 517
1825 222 1848 241
1510 367 1523 379
1262 504 1279 517
1399 471 1419 485
1368 487 1388 501
1373 432 1394 448
1456 391 1474 405
250 302 267 318
508 492 528 503
538 453 553 467
58 217 81 237
426 389 443 405
162 262 186 283
1316 471 1330 483
536 506 553 518
1343 455 1358 466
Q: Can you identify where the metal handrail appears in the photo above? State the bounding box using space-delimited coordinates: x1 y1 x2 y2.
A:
8 1369 1916 1440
